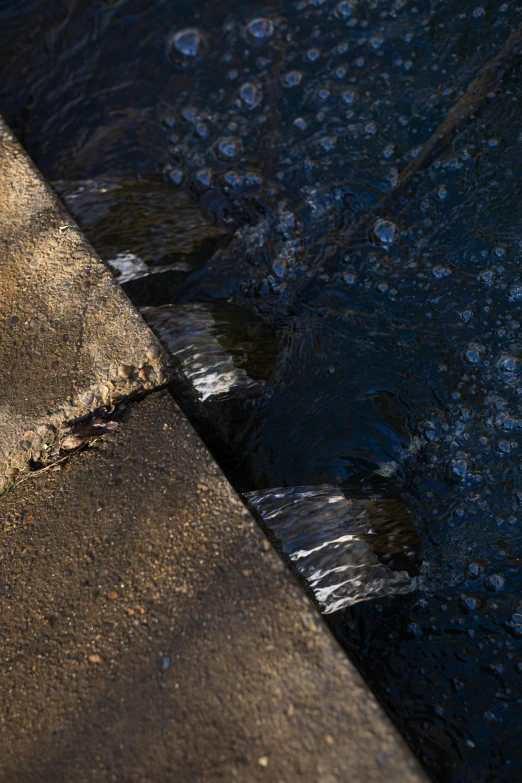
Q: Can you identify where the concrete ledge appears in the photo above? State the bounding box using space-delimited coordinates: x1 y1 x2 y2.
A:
0 392 426 783
0 117 169 492
0 116 427 781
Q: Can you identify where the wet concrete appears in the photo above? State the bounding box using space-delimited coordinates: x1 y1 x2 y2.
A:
0 117 168 492
0 391 426 783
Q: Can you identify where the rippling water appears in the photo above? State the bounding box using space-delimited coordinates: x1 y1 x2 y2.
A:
2 1 522 779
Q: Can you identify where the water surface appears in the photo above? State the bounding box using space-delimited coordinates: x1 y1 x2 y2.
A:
2 1 522 779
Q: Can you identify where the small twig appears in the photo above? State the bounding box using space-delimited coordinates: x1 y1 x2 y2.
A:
8 437 104 490
311 23 522 260
398 22 522 189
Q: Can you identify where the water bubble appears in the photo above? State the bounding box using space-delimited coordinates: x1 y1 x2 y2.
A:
272 256 287 278
432 265 452 278
437 186 448 200
181 106 199 123
497 354 521 374
449 458 469 481
317 86 331 101
473 6 485 16
341 88 358 105
244 170 263 185
461 594 480 612
467 562 483 578
498 440 511 454
424 423 438 442
167 28 209 65
216 137 241 160
294 117 308 131
479 269 495 285
239 81 263 109
223 170 243 187
507 608 522 637
465 343 485 364
307 48 320 62
369 35 384 50
364 121 377 135
407 621 421 638
343 272 357 285
370 219 398 245
281 71 303 88
494 411 515 430
194 168 213 189
246 17 274 41
318 135 337 151
335 0 357 18
509 285 522 301
485 573 505 592
168 169 184 186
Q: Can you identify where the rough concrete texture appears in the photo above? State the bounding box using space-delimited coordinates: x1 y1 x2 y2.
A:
0 391 427 783
0 116 169 492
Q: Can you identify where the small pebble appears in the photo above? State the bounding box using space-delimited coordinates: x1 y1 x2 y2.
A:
146 344 161 361
138 366 152 381
258 756 269 767
118 363 133 379
61 434 88 450
88 653 102 664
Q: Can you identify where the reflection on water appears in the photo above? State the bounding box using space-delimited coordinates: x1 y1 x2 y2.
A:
3 0 522 779
247 485 422 613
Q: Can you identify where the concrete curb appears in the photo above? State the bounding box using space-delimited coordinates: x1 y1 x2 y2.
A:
0 116 428 782
0 117 169 491
0 392 428 783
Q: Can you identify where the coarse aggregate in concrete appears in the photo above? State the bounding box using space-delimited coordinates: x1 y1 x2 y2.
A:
0 391 428 783
0 116 169 492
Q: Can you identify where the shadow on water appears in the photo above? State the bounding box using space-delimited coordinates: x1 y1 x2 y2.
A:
2 0 522 779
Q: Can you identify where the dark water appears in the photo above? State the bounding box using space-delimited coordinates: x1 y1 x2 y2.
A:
3 0 522 779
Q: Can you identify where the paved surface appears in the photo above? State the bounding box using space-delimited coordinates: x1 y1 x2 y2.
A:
0 392 426 783
0 117 168 493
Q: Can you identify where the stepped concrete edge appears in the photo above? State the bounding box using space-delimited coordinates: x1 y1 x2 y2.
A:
0 116 169 492
0 391 428 782
0 116 428 782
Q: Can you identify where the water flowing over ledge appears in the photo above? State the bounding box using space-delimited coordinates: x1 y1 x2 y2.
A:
247 484 422 613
